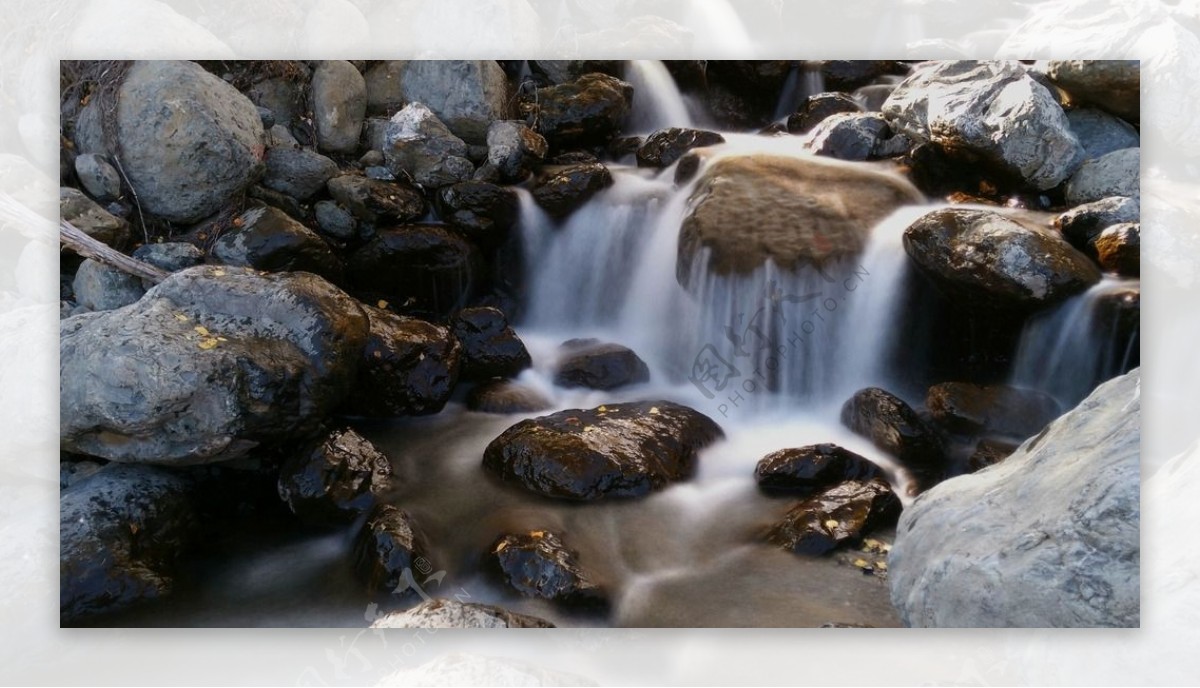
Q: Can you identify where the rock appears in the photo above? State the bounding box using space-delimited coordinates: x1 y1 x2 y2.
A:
926 382 1060 439
1042 60 1139 122
677 154 923 284
486 120 548 182
523 73 633 150
131 242 204 274
60 458 105 490
1055 196 1139 251
452 307 531 380
370 599 554 629
375 61 511 144
353 504 430 599
764 479 902 556
882 60 1083 190
266 124 299 148
76 61 265 224
553 339 649 391
382 103 474 188
902 208 1101 312
60 463 197 624
1064 148 1140 205
840 388 945 481
359 150 385 168
310 60 367 154
967 438 1017 473
488 530 607 608
72 258 145 311
362 61 406 115
1066 108 1140 161
635 128 725 168
246 72 308 127
74 153 121 202
348 225 481 316
211 206 343 282
803 112 893 161
852 84 897 113
365 166 393 181
530 60 624 85
246 184 304 219
277 427 392 526
531 162 613 220
706 61 794 107
262 146 339 200
467 380 553 414
60 266 369 464
61 187 130 251
436 181 519 247
483 400 723 501
754 444 884 495
821 60 904 91
889 369 1140 627
313 200 357 241
1094 222 1140 277
326 175 425 224
346 305 461 417
787 92 863 134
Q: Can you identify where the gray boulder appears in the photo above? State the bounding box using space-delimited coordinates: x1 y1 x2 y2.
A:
486 120 548 181
882 60 1083 190
382 103 474 188
1064 147 1140 205
803 112 893 161
366 61 510 144
1066 108 1140 161
60 266 369 464
1055 196 1139 251
313 200 357 241
370 598 554 629
262 146 339 200
75 60 265 224
72 258 145 311
246 71 309 127
211 206 343 283
132 242 204 274
889 369 1140 627
73 153 121 202
1042 60 1139 122
311 60 367 154
60 187 130 250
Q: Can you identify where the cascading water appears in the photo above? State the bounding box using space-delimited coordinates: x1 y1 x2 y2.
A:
624 60 694 134
773 61 825 120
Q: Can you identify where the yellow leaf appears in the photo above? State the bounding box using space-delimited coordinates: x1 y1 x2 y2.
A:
495 540 508 552
377 300 389 309
824 519 839 529
197 338 219 350
853 558 869 568
173 313 189 322
194 326 210 336
648 406 660 414
597 405 607 412
530 530 545 538
212 268 226 277
875 561 888 571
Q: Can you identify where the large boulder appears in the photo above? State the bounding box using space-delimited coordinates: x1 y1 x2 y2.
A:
754 443 884 495
925 382 1060 439
483 400 724 501
370 598 554 628
882 60 1083 190
60 463 197 624
366 60 510 144
677 154 923 285
60 266 369 464
1064 147 1140 205
552 339 649 391
902 208 1101 313
326 174 425 224
346 305 462 417
310 60 367 155
451 307 530 380
382 103 474 188
487 530 607 609
765 479 902 556
75 60 265 224
347 225 481 316
531 162 613 220
840 387 945 485
1042 60 1140 122
522 73 633 150
277 427 392 526
889 369 1140 627
211 205 343 283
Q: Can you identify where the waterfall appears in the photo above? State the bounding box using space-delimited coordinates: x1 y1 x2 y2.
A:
1010 278 1140 408
624 60 693 134
773 61 826 120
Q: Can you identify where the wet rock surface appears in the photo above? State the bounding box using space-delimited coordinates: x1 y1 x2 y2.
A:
765 479 902 556
1055 196 1139 252
755 444 884 495
467 380 553 415
347 305 461 417
1094 222 1140 277
553 339 649 390
452 307 531 380
483 400 724 501
211 206 343 283
348 225 481 317
635 128 725 168
436 181 519 247
488 530 607 608
486 120 548 181
326 175 425 224
522 73 633 150
787 92 864 134
926 382 1060 439
277 427 392 526
353 504 429 600
841 388 945 484
370 598 555 628
531 162 614 220
1042 60 1140 122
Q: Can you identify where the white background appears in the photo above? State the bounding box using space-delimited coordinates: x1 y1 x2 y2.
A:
0 0 1197 684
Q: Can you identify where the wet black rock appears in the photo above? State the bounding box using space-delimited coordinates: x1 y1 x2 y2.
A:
486 120 548 182
262 146 339 200
483 400 724 501
347 305 462 417
327 175 425 224
841 388 945 484
531 162 613 220
926 382 1060 439
348 225 482 317
553 339 649 391
706 60 794 107
821 60 907 91
967 437 1018 472
804 113 894 161
1094 222 1140 277
787 92 863 134
635 128 725 168
212 206 343 283
1055 196 1139 253
467 380 553 414
488 530 607 609
277 427 392 526
522 73 633 150
61 463 198 624
353 504 430 600
765 479 902 556
755 444 883 495
436 181 519 247
452 307 531 380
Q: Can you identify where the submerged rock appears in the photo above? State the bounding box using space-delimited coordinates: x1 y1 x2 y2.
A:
765 479 901 556
677 154 922 285
347 305 461 417
903 208 1100 313
277 427 392 526
889 369 1140 627
452 307 531 380
488 530 607 608
61 463 197 624
353 504 430 600
211 206 343 283
553 339 649 391
840 388 945 484
926 382 1060 439
467 380 553 414
483 400 723 500
60 266 368 464
348 225 481 317
635 128 725 168
531 162 613 220
370 598 555 628
522 73 633 149
755 444 883 495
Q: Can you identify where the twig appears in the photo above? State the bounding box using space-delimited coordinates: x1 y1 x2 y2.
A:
59 219 168 284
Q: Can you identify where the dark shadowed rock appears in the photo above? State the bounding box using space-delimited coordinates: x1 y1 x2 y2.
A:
531 162 613 220
382 103 474 188
926 382 1061 439
841 387 945 481
1094 222 1140 277
348 225 481 316
347 305 461 417
277 427 392 526
313 200 357 241
765 479 901 556
327 175 425 224
1055 196 1139 252
553 339 649 390
787 92 863 134
967 438 1018 473
61 464 197 624
486 120 548 181
60 266 368 464
483 400 724 501
903 208 1100 313
488 530 607 609
212 206 343 282
467 380 553 414
262 146 339 200
311 60 366 154
370 598 554 628
436 181 519 247
523 73 633 149
353 504 430 600
72 259 145 311
635 128 725 168
452 307 531 380
821 60 905 91
755 444 883 495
